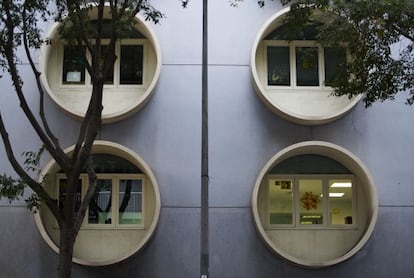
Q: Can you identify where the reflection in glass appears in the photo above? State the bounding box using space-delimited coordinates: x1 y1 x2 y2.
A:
97 45 114 84
62 46 85 84
119 179 143 224
329 179 353 225
296 47 319 86
299 179 323 224
268 179 293 225
120 45 143 85
267 46 290 86
324 47 347 86
58 178 82 214
88 179 112 224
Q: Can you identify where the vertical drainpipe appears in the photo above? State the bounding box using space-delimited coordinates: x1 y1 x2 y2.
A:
200 0 209 277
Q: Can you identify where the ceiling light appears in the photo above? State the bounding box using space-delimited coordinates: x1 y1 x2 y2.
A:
331 182 352 188
329 193 345 197
320 193 345 198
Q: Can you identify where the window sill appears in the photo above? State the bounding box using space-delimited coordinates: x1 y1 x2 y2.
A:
53 225 145 230
266 225 358 230
265 87 334 94
56 86 147 93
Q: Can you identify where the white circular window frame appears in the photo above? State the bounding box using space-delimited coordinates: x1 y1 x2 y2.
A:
251 141 378 268
251 7 362 125
39 5 162 124
34 140 161 266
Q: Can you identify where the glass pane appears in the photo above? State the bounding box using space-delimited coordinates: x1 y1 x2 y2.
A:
119 179 143 224
91 153 142 174
90 20 145 39
296 47 319 86
324 47 347 86
88 179 112 224
299 179 323 225
268 179 293 224
265 23 321 40
329 179 353 225
120 45 143 85
267 46 290 86
62 46 85 84
58 179 82 213
94 45 114 84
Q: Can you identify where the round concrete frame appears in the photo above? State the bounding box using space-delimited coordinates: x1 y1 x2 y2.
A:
39 5 162 124
34 140 161 266
251 141 378 268
250 7 362 125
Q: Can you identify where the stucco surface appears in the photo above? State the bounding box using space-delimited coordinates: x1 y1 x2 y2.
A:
0 1 414 277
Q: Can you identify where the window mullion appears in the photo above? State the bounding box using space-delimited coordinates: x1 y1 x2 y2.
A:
294 177 299 227
114 41 120 87
291 43 296 88
352 177 357 226
86 46 92 86
141 177 145 227
319 46 324 88
265 176 271 227
142 41 147 86
81 174 87 227
113 175 119 228
323 178 329 227
59 43 64 86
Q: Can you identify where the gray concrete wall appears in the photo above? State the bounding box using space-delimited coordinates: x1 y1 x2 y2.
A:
1 1 414 277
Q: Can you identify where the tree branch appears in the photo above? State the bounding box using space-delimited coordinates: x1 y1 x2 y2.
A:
72 156 97 239
3 5 70 172
0 112 61 222
21 4 61 151
392 25 414 42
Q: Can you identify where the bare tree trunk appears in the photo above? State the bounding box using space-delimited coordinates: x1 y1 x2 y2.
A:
57 225 75 278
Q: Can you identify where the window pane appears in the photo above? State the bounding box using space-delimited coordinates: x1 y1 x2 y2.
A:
90 20 144 39
120 45 143 85
267 46 290 86
299 179 323 225
268 179 293 224
88 179 112 224
265 23 321 40
119 179 143 224
95 45 114 84
329 179 353 225
91 153 142 174
296 47 319 86
62 46 85 84
324 47 347 86
58 178 82 213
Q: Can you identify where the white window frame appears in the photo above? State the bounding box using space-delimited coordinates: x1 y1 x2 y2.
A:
266 174 357 230
56 173 145 230
263 40 348 91
58 39 148 90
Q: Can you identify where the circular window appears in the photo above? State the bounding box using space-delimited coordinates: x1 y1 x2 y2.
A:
39 5 161 124
252 141 378 267
251 7 361 125
34 141 161 266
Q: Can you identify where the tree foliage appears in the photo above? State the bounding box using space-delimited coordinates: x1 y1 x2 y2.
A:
255 0 414 107
0 0 164 277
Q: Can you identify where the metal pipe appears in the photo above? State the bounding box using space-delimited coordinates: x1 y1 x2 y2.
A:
200 0 209 276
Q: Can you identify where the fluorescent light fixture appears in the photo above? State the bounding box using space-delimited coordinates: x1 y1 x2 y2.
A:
302 215 321 219
320 193 345 198
329 193 345 198
331 182 352 188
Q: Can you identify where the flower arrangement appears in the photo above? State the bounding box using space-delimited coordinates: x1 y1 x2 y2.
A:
300 192 319 211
